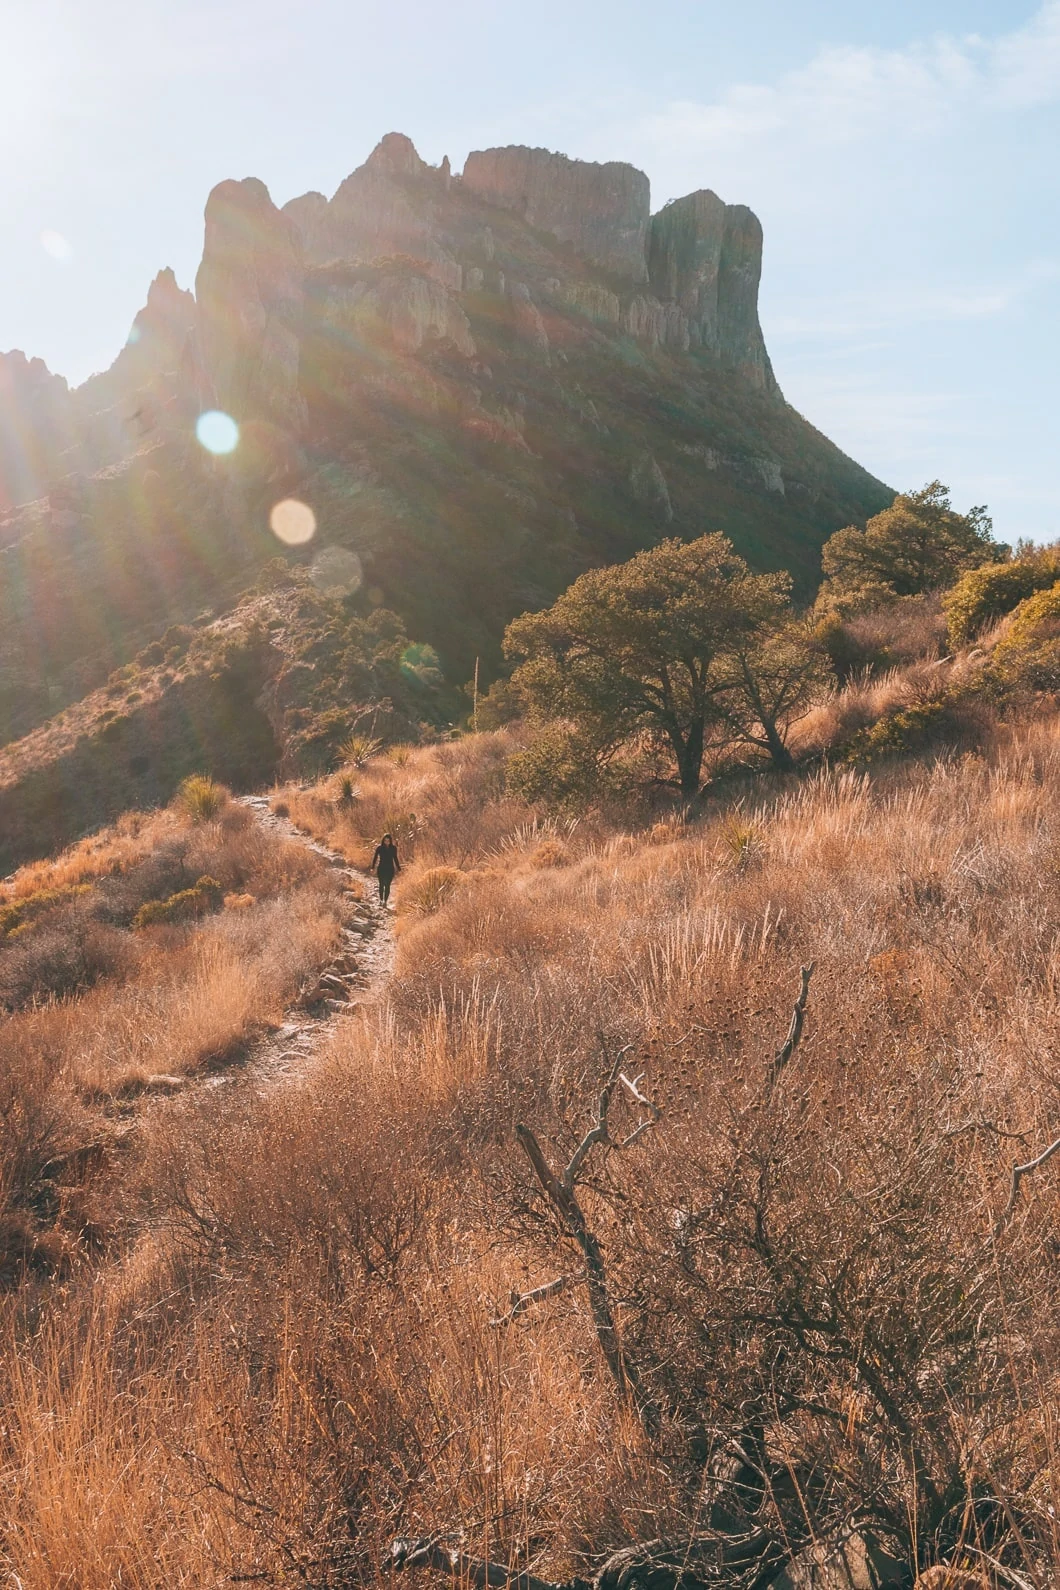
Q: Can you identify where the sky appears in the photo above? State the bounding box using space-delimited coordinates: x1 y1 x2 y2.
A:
1 0 1057 543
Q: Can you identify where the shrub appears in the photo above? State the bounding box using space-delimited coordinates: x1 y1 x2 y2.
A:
174 775 228 824
133 876 224 930
720 812 762 865
943 555 1060 647
0 920 133 1008
402 866 466 915
842 688 990 763
339 734 383 769
993 582 1060 689
506 724 623 811
0 884 92 941
817 595 946 679
528 838 570 868
223 893 256 911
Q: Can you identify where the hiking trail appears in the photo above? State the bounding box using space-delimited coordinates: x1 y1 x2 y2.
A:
217 794 395 1090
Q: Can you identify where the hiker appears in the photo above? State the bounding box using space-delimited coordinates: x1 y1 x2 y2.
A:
370 832 401 904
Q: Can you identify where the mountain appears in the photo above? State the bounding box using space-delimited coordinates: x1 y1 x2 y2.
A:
0 134 890 743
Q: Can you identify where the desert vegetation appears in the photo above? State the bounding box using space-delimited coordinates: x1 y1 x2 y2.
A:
0 704 1059 1583
6 488 1060 1584
0 777 344 1280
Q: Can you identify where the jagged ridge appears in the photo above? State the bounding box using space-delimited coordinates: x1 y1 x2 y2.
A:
0 131 890 760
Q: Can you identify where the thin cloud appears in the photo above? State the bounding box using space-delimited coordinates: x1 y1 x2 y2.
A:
768 262 1060 342
640 2 1060 155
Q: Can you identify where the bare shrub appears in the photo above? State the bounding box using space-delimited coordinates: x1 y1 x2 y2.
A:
0 917 136 1009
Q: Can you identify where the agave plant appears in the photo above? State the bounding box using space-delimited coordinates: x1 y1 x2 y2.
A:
338 733 383 770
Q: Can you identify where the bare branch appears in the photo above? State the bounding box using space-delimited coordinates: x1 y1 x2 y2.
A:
942 1116 1029 1142
993 1132 1060 1236
490 1273 583 1329
516 1123 574 1216
392 1537 565 1590
764 962 815 1100
561 1046 633 1190
617 1071 662 1147
513 1051 662 1434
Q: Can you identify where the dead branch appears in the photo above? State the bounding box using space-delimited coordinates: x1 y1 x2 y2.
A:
392 1537 568 1590
515 1120 641 1414
512 1045 661 1431
993 1132 1060 1236
490 1272 582 1329
617 1071 661 1146
942 1116 1029 1142
562 1044 635 1190
764 962 815 1100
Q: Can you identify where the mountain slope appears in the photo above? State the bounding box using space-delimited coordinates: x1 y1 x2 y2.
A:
0 133 889 753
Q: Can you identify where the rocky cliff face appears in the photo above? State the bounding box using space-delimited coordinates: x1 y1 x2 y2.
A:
195 177 307 433
648 191 774 390
0 130 891 758
285 133 462 291
0 352 74 511
462 146 650 284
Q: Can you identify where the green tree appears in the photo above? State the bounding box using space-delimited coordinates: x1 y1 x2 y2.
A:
992 583 1060 690
818 482 1001 613
943 549 1060 647
503 536 809 797
715 618 834 772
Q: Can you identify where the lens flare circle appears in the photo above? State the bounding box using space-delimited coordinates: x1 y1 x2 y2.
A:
309 546 362 595
40 230 72 262
270 498 317 546
196 410 240 455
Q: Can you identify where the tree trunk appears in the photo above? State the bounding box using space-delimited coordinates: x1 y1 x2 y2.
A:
676 718 705 796
761 717 794 772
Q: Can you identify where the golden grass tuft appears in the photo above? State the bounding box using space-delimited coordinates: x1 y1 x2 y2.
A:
174 773 228 824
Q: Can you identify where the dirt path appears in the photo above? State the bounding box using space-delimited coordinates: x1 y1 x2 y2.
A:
216 795 395 1090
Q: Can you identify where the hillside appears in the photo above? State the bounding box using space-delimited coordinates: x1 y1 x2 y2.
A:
0 572 458 872
0 703 1058 1585
0 133 890 755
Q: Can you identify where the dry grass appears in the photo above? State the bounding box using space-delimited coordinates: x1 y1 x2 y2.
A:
1 892 339 1101
3 726 1060 1580
0 791 343 1290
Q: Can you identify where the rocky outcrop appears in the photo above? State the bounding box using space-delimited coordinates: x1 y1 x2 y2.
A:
195 177 307 433
508 283 549 356
282 191 330 259
630 451 673 524
549 279 621 326
623 295 690 352
462 146 649 282
75 268 197 432
649 191 775 392
317 272 475 358
284 135 462 291
0 353 75 511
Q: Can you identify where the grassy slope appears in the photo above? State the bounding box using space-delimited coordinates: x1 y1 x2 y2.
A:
0 720 1059 1581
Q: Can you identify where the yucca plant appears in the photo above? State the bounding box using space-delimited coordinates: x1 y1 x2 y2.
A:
174 774 227 824
338 734 383 769
720 810 761 867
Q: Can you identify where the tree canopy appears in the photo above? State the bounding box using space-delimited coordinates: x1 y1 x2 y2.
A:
503 535 827 797
818 482 1001 614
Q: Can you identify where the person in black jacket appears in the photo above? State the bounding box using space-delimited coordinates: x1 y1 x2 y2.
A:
370 833 401 904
